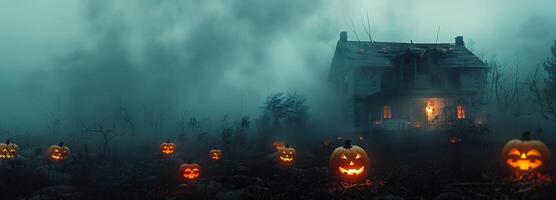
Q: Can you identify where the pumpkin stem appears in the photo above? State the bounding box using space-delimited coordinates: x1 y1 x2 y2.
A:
285 144 290 148
59 142 64 146
5 139 10 144
166 139 170 143
521 131 531 141
344 140 352 148
213 146 218 149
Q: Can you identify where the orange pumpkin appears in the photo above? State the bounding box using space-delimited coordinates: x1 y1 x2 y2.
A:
277 144 296 167
209 147 222 161
160 139 176 156
47 142 70 161
330 140 369 183
0 140 19 160
273 141 285 150
501 132 550 173
179 162 201 181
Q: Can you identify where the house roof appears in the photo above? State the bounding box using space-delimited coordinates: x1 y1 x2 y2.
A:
336 40 488 68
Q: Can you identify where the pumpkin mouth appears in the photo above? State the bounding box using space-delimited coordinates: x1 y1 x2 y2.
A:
211 156 221 160
507 159 543 170
51 155 63 160
279 156 294 162
338 166 364 175
183 173 200 179
162 149 174 154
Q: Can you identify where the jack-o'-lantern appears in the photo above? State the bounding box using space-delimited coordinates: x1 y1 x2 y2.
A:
277 144 296 166
501 132 550 172
160 139 176 156
273 141 285 150
179 162 201 181
0 140 19 160
330 140 369 183
209 147 222 161
449 136 462 144
47 142 70 161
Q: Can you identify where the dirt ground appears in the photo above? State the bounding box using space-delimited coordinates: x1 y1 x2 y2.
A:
1 129 555 200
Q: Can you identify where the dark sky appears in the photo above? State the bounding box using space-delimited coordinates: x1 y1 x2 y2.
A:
0 0 555 130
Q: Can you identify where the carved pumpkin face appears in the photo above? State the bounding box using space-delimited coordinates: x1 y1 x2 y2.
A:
160 140 176 156
502 133 550 172
0 140 19 160
330 140 369 183
179 163 201 180
209 148 222 161
47 143 70 161
277 144 296 166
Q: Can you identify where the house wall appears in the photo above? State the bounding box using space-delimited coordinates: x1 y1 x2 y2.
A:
354 68 381 97
459 69 484 92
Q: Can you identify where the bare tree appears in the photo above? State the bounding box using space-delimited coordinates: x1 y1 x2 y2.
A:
175 109 187 144
46 111 63 136
81 118 121 157
485 57 528 117
530 66 556 121
119 103 136 144
529 41 556 121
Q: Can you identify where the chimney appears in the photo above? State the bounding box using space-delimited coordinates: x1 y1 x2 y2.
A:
455 36 464 46
340 31 347 42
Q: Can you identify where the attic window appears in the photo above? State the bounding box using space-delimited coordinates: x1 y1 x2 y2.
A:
456 105 466 119
383 105 392 119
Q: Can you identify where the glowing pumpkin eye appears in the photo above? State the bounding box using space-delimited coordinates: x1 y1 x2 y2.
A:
507 148 520 156
527 149 542 157
282 151 286 154
341 154 348 159
289 152 293 154
355 154 362 159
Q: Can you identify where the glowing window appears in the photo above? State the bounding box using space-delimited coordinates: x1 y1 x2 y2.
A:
456 105 465 119
383 105 392 119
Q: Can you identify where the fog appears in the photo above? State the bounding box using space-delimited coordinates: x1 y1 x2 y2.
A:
0 0 555 136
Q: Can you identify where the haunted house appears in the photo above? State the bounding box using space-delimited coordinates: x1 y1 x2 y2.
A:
329 32 488 133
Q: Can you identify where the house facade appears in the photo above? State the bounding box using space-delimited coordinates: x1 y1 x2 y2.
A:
329 32 489 133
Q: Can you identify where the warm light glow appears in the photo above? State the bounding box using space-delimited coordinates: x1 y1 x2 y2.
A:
338 166 365 175
505 148 544 171
272 141 285 150
425 98 445 122
426 103 435 121
182 168 200 179
279 156 294 161
209 149 222 161
456 105 466 119
383 105 392 119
